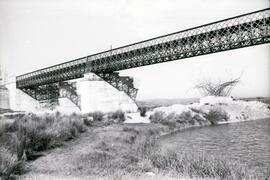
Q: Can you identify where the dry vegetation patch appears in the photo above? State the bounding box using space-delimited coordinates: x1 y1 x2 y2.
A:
1 109 269 180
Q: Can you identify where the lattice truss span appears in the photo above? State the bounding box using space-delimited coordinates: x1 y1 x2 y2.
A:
16 8 270 104
97 72 138 100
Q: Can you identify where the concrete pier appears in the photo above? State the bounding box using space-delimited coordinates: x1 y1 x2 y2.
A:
4 77 40 112
76 73 138 113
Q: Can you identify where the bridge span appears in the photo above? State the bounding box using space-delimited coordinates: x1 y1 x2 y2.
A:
5 8 270 113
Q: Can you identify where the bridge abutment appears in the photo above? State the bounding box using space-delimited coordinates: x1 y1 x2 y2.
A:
4 78 40 112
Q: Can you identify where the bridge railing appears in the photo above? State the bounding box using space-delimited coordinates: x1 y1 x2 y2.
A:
16 8 270 88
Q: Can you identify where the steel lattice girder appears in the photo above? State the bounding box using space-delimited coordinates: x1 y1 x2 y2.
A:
96 72 138 100
59 82 80 107
21 83 60 101
16 8 270 89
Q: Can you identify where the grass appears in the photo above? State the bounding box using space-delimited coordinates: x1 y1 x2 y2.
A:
0 146 25 179
131 129 269 179
68 124 270 180
1 110 269 179
144 139 269 180
0 110 130 179
0 112 88 178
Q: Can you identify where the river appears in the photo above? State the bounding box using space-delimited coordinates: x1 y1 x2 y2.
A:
159 118 270 169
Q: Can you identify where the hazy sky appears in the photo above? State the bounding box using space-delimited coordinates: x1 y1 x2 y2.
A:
0 0 269 99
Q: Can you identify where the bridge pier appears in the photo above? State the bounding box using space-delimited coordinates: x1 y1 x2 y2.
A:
55 72 138 113
77 73 138 113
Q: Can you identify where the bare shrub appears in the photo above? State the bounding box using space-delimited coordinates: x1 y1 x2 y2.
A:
195 76 240 96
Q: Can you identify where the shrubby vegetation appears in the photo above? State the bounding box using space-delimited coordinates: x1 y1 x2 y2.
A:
1 106 268 179
205 107 229 125
139 106 147 117
149 107 229 128
0 112 87 179
110 110 126 122
71 126 269 180
0 110 126 179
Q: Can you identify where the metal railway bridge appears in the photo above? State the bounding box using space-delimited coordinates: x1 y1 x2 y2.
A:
15 8 270 108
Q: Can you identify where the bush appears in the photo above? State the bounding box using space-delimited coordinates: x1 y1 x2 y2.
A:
111 110 125 122
72 119 87 133
1 112 88 161
91 111 104 121
149 111 165 123
150 111 202 127
139 107 147 117
205 108 229 125
175 111 193 123
0 112 90 178
83 116 94 126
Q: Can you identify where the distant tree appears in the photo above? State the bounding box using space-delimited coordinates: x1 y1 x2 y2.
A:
195 76 241 97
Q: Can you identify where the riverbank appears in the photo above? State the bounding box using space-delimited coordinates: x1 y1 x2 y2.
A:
148 96 270 126
1 96 270 179
18 121 269 180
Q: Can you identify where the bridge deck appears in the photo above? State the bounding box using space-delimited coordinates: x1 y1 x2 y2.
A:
16 8 270 88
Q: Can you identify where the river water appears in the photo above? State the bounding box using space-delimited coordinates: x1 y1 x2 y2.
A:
159 118 270 169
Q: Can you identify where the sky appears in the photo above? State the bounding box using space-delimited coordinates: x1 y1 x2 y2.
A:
0 0 269 100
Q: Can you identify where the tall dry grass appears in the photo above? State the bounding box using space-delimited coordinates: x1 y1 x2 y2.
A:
71 125 269 179
0 112 87 178
133 132 270 180
0 146 25 179
0 110 128 178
